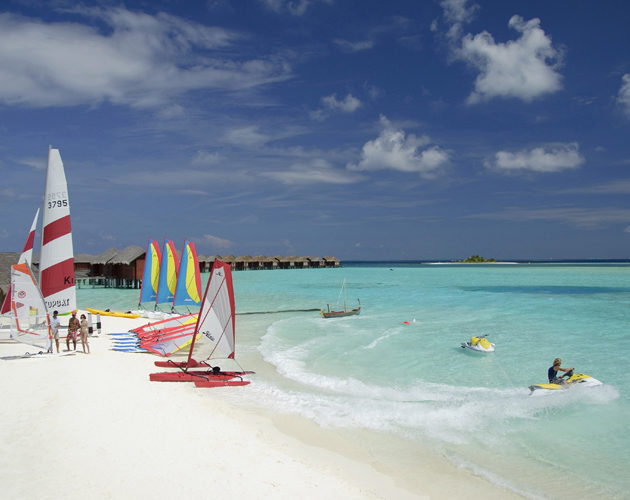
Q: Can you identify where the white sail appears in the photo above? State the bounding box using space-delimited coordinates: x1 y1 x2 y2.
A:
10 263 52 350
187 260 235 364
1 209 39 317
39 147 76 314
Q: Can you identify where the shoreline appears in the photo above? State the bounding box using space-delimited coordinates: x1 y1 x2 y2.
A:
1 313 523 499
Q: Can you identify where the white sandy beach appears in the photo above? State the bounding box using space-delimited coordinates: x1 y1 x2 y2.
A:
0 313 523 499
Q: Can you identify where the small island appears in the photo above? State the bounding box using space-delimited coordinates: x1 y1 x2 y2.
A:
458 255 497 263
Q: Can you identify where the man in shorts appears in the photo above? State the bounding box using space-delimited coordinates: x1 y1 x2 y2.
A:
49 310 60 353
67 310 80 351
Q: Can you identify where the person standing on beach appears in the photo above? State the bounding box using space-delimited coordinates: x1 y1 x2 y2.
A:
548 358 574 384
79 314 90 354
67 311 80 351
49 310 60 353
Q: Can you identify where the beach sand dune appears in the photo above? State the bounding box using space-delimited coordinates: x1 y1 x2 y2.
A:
1 314 520 499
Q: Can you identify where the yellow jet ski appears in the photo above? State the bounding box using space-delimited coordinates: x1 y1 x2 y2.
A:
529 372 603 394
461 334 495 353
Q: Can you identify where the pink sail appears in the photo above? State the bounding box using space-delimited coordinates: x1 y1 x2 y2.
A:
1 209 39 315
39 147 76 314
132 313 198 357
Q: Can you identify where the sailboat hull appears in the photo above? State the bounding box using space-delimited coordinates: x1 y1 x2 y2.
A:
194 379 250 388
149 370 250 382
321 306 361 318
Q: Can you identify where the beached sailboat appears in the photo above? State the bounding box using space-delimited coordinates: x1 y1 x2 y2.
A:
321 279 361 318
9 263 52 351
138 239 162 308
150 259 252 387
172 239 202 310
1 209 39 317
154 240 179 309
39 146 76 315
135 313 199 356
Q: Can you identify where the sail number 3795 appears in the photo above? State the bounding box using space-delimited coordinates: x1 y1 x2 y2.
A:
48 199 68 208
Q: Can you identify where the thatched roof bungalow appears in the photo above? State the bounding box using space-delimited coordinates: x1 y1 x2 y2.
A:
221 255 236 270
90 248 119 277
324 256 341 267
108 245 145 281
198 255 220 272
74 253 95 279
254 255 278 270
307 256 325 268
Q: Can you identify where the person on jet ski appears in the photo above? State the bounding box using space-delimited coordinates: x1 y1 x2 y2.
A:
548 358 574 384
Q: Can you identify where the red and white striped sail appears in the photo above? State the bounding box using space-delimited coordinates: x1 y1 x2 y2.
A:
186 259 236 365
39 147 76 314
10 263 51 350
1 209 39 315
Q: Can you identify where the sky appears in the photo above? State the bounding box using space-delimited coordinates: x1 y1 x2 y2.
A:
1 0 629 261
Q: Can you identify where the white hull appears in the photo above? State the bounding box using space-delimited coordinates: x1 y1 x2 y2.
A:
529 373 603 394
460 341 495 353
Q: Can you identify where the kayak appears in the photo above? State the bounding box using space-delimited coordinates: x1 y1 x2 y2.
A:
86 307 141 319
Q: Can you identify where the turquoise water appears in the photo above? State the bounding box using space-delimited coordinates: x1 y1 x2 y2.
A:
80 263 630 499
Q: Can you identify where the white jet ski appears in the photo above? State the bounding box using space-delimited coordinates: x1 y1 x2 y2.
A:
460 334 495 353
528 372 603 394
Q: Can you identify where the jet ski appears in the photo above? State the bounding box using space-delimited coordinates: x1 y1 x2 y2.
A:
460 334 495 353
528 372 603 394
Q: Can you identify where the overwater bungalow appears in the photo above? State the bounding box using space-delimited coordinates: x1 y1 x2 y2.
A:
1 248 341 294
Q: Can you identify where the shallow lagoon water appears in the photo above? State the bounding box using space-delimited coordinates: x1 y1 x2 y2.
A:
80 262 630 499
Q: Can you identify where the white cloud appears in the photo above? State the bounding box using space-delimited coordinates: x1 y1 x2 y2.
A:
442 4 563 103
321 93 362 113
192 151 223 166
223 126 271 147
487 142 584 173
262 158 362 185
0 9 292 109
18 157 47 170
347 115 449 178
202 234 233 250
259 0 331 16
558 179 630 194
618 74 630 117
333 39 374 52
310 93 362 121
468 206 630 229
440 0 479 40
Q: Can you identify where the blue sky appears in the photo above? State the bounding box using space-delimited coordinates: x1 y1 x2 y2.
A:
1 0 629 260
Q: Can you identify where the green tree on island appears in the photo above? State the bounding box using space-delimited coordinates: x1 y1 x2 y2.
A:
460 255 497 263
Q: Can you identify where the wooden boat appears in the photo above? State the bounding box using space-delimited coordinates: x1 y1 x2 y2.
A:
321 279 361 318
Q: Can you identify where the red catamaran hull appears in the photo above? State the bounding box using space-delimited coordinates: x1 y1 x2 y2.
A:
194 380 250 387
149 370 251 382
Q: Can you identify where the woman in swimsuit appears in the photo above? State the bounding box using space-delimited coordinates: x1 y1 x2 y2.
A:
79 314 90 354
